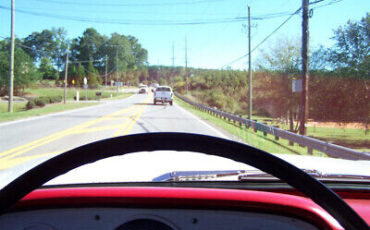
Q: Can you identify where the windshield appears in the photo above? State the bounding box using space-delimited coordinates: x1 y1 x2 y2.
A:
0 0 369 187
156 87 171 91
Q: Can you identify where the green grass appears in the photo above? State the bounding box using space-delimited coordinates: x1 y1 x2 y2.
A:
0 87 133 123
25 87 131 101
306 126 369 151
236 113 369 152
0 102 98 123
175 97 329 156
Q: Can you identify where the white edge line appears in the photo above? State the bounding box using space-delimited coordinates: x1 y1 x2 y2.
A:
174 103 228 139
0 94 135 128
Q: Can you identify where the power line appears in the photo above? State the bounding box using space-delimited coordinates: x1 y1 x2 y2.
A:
0 5 248 25
311 0 344 10
219 7 302 69
0 34 56 55
13 6 239 17
29 0 226 7
69 59 103 64
218 0 343 69
0 3 326 27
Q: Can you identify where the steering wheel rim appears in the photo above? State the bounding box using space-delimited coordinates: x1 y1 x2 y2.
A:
0 132 367 230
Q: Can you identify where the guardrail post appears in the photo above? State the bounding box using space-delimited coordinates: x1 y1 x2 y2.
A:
274 126 279 140
253 120 257 132
263 123 267 136
308 147 313 155
238 116 243 128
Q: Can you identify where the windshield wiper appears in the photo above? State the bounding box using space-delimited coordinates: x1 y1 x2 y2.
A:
153 169 370 182
152 170 248 182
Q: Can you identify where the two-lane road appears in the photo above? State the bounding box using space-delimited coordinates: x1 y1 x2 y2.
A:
0 93 228 187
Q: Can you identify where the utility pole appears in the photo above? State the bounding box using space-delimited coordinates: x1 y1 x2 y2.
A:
299 0 310 135
185 35 188 95
248 6 252 120
105 55 108 88
172 42 175 87
116 48 119 91
8 0 15 112
63 44 70 104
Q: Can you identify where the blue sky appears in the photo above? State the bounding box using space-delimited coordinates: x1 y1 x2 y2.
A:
0 0 369 69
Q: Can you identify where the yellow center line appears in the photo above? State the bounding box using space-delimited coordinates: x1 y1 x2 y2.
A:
113 95 151 137
0 108 131 160
0 100 143 160
121 96 151 136
0 94 152 169
112 115 136 137
72 125 127 134
0 150 65 170
122 106 147 136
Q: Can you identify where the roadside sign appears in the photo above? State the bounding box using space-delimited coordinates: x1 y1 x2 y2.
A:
115 81 123 87
83 77 87 85
292 79 302 93
84 84 88 89
72 79 75 85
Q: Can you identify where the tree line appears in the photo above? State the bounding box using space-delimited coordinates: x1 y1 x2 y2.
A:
0 14 368 125
170 14 369 124
0 27 148 94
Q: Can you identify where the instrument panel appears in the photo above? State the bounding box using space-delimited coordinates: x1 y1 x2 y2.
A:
0 208 319 230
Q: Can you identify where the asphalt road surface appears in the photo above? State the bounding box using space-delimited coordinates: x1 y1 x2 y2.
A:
0 93 228 188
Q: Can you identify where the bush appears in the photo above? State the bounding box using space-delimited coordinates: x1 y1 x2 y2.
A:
26 100 36 110
25 95 62 110
35 97 47 107
49 95 62 103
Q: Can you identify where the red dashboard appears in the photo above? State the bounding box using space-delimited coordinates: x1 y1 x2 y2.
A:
5 187 369 229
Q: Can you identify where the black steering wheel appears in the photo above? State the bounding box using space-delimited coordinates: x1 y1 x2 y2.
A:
0 133 368 230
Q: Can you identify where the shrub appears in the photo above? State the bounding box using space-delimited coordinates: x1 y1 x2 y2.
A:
35 97 47 107
25 96 62 110
49 96 55 103
26 100 36 110
49 96 62 103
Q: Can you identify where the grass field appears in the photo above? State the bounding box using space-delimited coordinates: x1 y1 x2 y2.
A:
0 102 98 123
175 97 331 156
246 115 369 151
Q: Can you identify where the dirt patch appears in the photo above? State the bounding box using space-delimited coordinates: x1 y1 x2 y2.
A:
307 121 368 129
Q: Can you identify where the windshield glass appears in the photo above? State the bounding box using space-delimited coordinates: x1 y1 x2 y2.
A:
0 0 369 187
156 87 171 91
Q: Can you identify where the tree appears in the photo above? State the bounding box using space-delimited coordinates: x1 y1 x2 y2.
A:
39 57 58 80
23 27 68 71
76 64 86 87
71 28 107 65
310 45 330 72
106 33 132 72
328 13 370 78
255 37 301 131
127 35 148 69
0 40 40 94
256 37 301 73
86 61 99 88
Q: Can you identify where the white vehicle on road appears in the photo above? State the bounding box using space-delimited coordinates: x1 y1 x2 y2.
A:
153 86 173 105
138 85 148 94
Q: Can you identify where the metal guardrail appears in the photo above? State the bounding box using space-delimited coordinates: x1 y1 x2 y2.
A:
175 92 370 160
